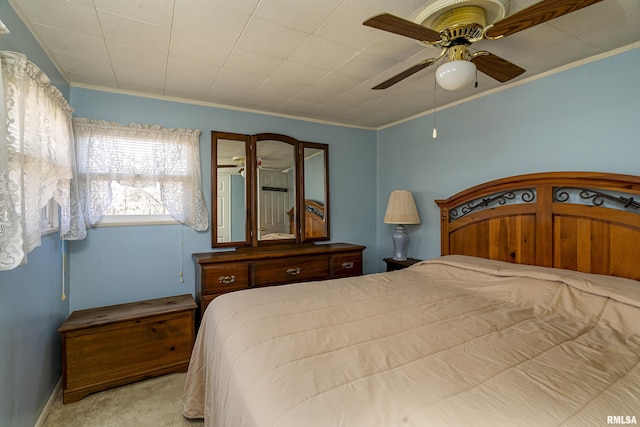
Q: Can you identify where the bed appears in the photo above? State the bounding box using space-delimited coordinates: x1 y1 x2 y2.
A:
183 172 640 426
261 201 325 240
259 232 295 241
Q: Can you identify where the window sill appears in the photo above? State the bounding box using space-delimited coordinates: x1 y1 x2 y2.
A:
93 215 180 227
41 226 59 237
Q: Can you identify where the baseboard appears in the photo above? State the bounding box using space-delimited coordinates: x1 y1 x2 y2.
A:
34 376 61 427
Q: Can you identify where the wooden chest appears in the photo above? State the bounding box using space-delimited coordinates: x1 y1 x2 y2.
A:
58 294 197 404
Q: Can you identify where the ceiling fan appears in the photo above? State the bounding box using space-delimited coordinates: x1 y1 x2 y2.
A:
218 156 246 176
363 0 604 91
218 156 285 175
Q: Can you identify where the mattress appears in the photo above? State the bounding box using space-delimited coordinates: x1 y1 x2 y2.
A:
183 255 640 426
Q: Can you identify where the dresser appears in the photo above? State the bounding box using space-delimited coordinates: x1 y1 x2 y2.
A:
193 243 365 318
58 294 197 404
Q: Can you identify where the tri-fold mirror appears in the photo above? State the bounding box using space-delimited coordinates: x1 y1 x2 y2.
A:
212 131 329 248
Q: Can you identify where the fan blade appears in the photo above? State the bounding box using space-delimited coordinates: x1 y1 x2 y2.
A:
218 164 237 168
471 52 525 83
363 13 442 43
485 0 604 39
372 59 436 90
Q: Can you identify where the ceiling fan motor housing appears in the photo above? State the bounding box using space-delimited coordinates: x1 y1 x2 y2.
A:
432 5 486 32
430 5 488 52
415 0 510 30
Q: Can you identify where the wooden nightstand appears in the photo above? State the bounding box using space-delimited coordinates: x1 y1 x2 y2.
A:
384 257 422 272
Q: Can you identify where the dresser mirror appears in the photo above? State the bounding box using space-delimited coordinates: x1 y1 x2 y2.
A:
301 143 329 240
255 135 296 242
211 131 329 248
212 132 251 247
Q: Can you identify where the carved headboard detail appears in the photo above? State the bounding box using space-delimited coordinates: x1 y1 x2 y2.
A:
435 172 640 280
288 200 326 238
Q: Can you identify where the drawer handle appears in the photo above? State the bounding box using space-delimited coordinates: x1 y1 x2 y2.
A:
341 261 354 269
218 275 236 284
286 267 302 276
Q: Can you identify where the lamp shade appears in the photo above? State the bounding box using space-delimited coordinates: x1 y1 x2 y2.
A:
384 190 421 225
436 60 476 91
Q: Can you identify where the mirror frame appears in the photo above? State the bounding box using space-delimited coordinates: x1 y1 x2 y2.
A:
211 131 329 248
251 133 298 246
211 131 252 248
299 141 330 243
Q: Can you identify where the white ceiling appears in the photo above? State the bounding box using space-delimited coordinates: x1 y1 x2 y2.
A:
8 0 640 129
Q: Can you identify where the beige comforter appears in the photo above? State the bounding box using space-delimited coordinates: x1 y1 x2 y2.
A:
183 255 640 426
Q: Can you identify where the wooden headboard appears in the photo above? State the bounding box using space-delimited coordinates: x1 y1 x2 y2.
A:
288 200 326 238
435 172 640 280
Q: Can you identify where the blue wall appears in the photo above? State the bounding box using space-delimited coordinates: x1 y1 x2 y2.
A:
376 47 640 270
0 237 68 427
0 3 70 426
68 88 378 311
3 0 639 423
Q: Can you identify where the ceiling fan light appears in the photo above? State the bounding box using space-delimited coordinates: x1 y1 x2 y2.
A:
436 60 476 91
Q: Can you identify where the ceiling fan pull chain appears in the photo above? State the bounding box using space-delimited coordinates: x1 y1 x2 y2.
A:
475 67 478 88
432 75 438 139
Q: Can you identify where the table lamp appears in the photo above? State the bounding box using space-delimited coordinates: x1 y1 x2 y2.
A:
384 190 421 261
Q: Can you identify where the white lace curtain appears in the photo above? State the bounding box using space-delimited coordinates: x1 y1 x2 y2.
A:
0 51 74 270
68 118 208 237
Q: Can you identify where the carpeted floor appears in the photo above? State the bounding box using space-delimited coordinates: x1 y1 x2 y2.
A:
44 372 204 427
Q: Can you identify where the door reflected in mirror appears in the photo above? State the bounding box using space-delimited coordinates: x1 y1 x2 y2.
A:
213 134 249 247
256 139 296 242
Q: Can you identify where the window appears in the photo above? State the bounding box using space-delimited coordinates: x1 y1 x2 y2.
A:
41 200 59 235
77 133 181 225
0 51 73 270
97 180 173 226
71 118 208 232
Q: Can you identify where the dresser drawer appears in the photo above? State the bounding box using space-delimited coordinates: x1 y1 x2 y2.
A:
254 256 330 286
201 294 216 317
203 263 249 293
332 252 363 278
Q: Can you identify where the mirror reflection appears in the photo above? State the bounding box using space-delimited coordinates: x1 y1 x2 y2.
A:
303 146 327 239
256 139 296 241
216 138 247 244
211 131 329 248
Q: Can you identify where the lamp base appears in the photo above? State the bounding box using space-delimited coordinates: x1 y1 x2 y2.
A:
392 224 409 261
